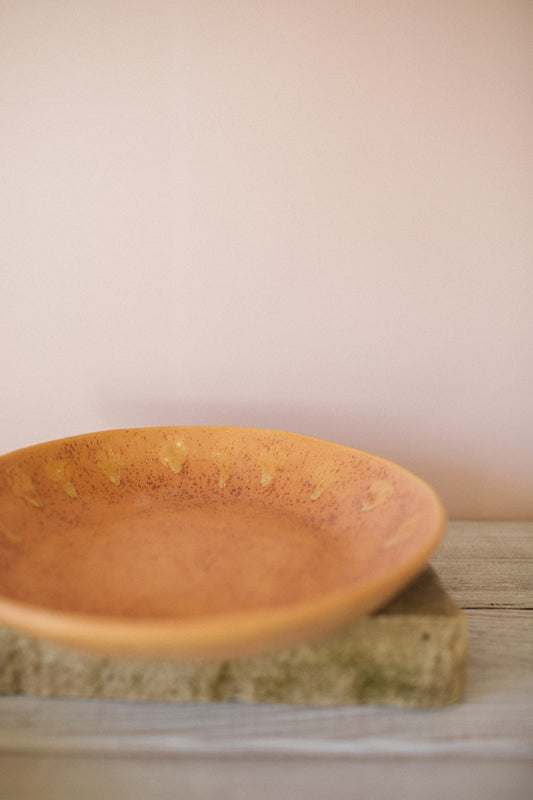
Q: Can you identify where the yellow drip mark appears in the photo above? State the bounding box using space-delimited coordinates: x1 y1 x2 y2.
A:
160 437 188 474
8 467 43 508
63 482 78 499
310 462 340 500
384 513 421 549
212 447 235 489
361 480 393 512
0 521 20 544
97 449 124 486
45 460 78 499
257 446 287 487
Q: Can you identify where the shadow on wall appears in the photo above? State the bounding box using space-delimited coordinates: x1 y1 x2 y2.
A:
98 396 527 520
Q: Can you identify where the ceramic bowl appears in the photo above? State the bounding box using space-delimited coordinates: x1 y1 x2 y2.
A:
0 427 445 658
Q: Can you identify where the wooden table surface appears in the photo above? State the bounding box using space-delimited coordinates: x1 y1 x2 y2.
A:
1 521 532 800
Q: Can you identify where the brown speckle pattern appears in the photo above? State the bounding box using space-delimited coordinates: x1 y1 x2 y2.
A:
361 480 393 511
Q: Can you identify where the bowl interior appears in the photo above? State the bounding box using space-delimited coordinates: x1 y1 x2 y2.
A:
0 427 445 656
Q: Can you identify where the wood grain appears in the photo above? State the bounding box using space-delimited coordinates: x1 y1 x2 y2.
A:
432 521 533 609
1 754 532 800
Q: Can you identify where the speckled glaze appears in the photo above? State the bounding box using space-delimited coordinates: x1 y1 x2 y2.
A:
0 427 446 658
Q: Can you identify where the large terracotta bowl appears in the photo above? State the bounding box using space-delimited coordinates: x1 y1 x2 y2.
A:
0 427 445 659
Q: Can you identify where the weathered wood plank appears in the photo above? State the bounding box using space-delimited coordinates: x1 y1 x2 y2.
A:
1 753 532 800
432 521 533 609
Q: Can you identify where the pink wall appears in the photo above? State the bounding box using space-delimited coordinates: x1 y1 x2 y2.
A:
1 2 532 519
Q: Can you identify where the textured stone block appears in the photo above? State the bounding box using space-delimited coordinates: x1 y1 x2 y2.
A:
0 567 467 707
